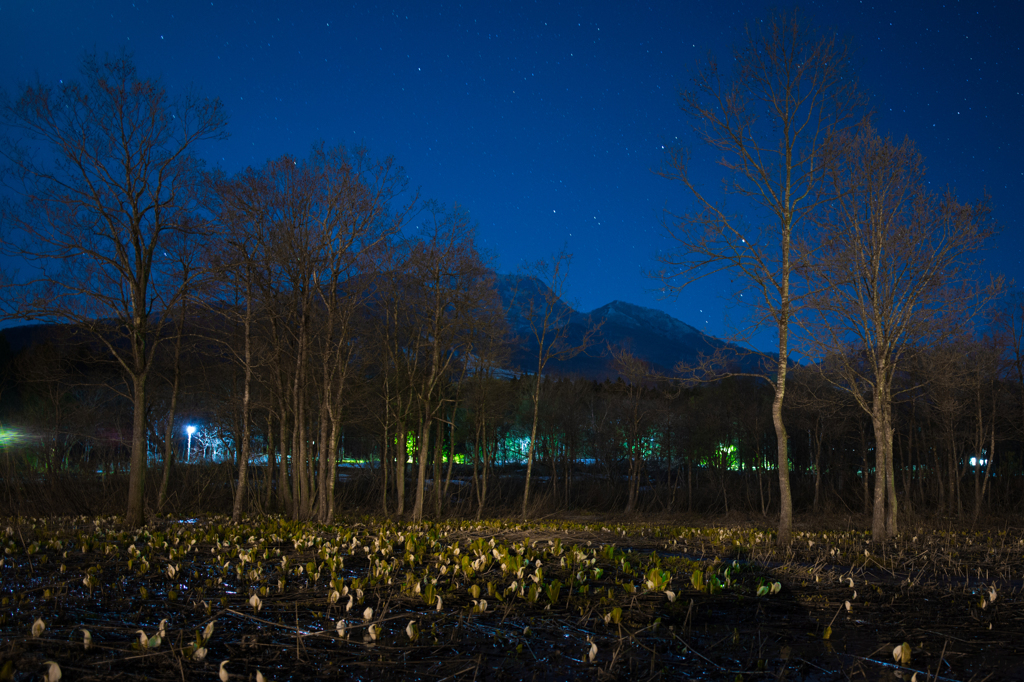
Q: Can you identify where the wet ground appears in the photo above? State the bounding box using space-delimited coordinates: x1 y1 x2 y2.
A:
1 515 1022 681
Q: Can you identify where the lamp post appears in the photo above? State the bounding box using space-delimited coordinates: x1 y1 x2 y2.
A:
186 425 196 463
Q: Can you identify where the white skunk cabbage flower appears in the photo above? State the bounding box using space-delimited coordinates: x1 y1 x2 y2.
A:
219 659 230 682
32 618 46 638
43 661 61 682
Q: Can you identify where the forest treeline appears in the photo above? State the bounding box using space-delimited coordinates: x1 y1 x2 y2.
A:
0 292 1021 532
0 14 1014 540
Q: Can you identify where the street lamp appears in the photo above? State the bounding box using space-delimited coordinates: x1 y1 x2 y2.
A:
186 425 196 463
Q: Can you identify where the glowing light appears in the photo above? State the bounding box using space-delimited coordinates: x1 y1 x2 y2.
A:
0 426 23 447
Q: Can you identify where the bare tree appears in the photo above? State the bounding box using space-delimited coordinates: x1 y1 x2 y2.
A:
609 347 657 514
213 144 410 522
655 11 864 544
0 52 227 526
803 127 1000 541
513 250 600 518
785 366 856 514
155 242 197 513
401 204 499 522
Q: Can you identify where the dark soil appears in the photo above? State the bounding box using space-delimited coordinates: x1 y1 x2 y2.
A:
1 514 1022 681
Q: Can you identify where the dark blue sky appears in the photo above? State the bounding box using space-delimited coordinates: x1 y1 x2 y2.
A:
2 1 1021 348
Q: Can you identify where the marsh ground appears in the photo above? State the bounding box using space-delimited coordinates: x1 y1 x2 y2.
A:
1 513 1022 681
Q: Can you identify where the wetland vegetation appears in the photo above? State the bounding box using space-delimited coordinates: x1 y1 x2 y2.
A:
2 513 1022 681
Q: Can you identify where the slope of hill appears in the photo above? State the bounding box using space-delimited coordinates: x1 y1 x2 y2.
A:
0 274 769 382
496 274 766 380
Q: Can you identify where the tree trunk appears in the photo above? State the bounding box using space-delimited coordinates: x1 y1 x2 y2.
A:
413 412 432 522
231 301 253 523
264 415 275 510
521 375 542 518
278 407 293 515
126 372 149 527
442 414 457 513
326 419 341 522
395 419 407 516
772 362 792 546
870 385 897 542
317 390 331 521
432 417 444 516
157 351 181 513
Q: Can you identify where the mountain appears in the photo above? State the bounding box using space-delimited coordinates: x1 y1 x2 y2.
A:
495 273 767 380
0 274 769 383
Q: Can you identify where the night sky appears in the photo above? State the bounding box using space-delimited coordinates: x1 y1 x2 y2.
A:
2 1 1021 348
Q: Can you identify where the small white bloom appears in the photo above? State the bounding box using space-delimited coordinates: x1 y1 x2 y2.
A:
44 661 61 682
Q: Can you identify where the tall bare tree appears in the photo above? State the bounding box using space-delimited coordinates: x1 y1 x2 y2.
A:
214 144 410 522
0 52 227 526
656 12 864 544
803 127 1000 541
513 250 600 518
399 204 500 522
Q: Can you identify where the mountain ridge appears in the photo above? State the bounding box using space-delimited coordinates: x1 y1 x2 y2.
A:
495 273 767 379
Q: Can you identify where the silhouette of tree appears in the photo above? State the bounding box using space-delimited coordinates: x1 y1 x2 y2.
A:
656 11 865 544
0 51 227 526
